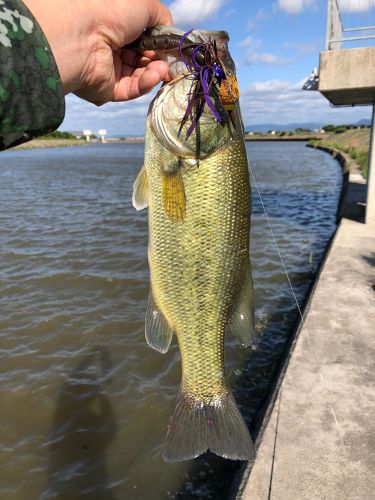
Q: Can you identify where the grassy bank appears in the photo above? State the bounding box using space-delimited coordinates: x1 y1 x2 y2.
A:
245 132 326 141
309 128 370 178
15 131 86 150
16 139 86 149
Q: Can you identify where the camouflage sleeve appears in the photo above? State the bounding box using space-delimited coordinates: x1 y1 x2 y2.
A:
0 0 65 150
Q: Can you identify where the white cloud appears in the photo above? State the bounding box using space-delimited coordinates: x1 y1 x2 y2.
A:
60 93 154 136
238 35 261 48
245 52 292 65
255 7 271 20
248 8 271 29
277 0 315 14
284 41 318 55
60 79 372 137
339 0 375 12
169 0 226 26
224 8 236 17
245 41 317 67
239 78 371 126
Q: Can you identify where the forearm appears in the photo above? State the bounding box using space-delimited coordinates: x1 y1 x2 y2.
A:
23 0 172 104
0 0 171 150
0 0 64 150
23 0 94 95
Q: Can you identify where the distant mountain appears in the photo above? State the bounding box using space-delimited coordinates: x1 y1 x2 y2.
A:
353 119 371 126
245 122 322 133
245 119 371 133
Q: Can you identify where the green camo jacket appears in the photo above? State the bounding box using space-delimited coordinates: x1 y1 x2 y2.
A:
0 0 65 150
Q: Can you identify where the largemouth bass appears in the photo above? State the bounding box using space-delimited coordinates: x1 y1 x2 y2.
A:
133 27 256 462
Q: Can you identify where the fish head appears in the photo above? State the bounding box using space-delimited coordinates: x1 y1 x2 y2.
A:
148 27 243 161
143 26 235 81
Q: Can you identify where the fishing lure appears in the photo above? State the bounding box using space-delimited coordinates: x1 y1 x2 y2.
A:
129 29 240 138
177 29 225 138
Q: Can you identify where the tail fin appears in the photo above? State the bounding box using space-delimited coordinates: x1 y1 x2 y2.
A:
163 389 255 462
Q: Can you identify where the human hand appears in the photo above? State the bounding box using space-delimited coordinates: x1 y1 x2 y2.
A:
23 0 172 105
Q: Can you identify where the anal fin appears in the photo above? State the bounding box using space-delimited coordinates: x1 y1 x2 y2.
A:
229 261 256 347
145 292 173 353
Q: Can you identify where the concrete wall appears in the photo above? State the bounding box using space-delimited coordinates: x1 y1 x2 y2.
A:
319 47 375 105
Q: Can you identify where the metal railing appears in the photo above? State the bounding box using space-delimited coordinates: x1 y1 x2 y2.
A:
326 0 375 49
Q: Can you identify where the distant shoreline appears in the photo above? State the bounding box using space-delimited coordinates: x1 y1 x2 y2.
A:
15 138 87 150
14 132 338 150
15 134 329 150
14 137 147 150
245 133 326 142
106 137 145 143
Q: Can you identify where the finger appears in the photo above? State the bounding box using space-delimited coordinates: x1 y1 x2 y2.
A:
140 50 163 61
113 67 156 101
147 1 173 27
113 60 169 101
120 48 157 68
136 57 172 83
119 58 169 80
137 66 165 95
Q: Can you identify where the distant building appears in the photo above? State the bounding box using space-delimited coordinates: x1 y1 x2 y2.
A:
69 131 85 139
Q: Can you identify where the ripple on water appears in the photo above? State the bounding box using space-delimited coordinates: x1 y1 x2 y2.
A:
0 142 342 499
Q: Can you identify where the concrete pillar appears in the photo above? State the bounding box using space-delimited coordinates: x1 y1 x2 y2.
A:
83 129 92 142
98 129 107 144
366 105 375 224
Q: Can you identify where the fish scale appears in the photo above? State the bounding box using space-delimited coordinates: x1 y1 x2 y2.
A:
148 133 252 417
133 26 257 462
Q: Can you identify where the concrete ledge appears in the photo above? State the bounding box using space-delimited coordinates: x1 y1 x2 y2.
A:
239 177 375 499
237 145 375 499
319 47 375 105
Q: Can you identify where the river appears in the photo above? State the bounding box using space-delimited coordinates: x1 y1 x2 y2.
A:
0 141 341 499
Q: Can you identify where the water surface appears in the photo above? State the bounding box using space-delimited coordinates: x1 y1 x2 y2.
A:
0 142 341 499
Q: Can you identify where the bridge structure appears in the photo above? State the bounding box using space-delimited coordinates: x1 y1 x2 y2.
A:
318 0 375 223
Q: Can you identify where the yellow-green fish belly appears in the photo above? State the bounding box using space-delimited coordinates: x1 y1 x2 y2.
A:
147 128 251 403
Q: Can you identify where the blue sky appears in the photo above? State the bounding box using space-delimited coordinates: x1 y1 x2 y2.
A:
60 0 375 136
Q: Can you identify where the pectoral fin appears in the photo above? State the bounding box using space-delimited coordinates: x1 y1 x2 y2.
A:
132 166 149 210
229 261 256 347
161 169 186 223
145 291 173 353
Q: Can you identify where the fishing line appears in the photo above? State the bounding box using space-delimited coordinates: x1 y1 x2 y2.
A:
247 161 349 497
248 166 304 320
